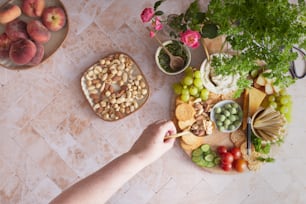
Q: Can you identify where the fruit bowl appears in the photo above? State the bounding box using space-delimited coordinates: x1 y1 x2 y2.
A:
210 100 243 133
0 0 69 70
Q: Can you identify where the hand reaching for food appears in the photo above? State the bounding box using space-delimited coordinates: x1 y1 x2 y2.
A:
128 120 177 165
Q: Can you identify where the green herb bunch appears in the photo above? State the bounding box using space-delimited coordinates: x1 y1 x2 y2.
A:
165 0 218 39
207 0 306 97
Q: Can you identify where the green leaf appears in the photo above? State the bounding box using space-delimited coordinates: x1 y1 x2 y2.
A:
154 0 164 11
256 157 275 163
154 11 164 16
201 24 218 38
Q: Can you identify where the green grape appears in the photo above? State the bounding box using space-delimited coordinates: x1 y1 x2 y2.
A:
280 95 289 105
193 78 203 88
183 76 193 86
268 95 276 102
194 70 201 78
181 88 189 96
280 105 289 114
185 67 193 77
285 113 292 123
189 86 199 96
181 93 190 102
269 101 278 109
173 83 182 95
200 89 209 98
279 89 287 96
200 92 209 101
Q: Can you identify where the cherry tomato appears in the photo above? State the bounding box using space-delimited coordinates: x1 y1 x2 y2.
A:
230 147 242 160
217 146 227 155
234 158 247 172
221 162 232 171
221 152 234 164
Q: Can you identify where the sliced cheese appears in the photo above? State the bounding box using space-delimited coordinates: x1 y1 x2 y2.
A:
249 87 266 116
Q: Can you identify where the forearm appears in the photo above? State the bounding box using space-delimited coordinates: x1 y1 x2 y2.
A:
50 152 147 204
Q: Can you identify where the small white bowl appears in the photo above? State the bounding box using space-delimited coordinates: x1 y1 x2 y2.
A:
155 40 191 75
210 100 243 133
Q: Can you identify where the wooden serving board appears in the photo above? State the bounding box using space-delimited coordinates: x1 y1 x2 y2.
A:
172 93 247 174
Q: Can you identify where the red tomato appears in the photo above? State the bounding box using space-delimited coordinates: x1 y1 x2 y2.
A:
234 158 247 172
221 152 234 164
230 147 242 160
221 162 232 171
217 146 227 155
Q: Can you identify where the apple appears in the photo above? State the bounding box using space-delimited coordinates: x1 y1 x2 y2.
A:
22 0 45 17
42 6 66 32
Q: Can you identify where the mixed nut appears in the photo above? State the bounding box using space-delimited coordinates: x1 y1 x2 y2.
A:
191 99 213 136
81 53 149 121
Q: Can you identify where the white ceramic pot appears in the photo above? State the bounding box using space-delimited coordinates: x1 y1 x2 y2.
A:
155 40 191 75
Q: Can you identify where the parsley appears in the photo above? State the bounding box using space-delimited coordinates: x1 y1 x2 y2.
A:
207 0 306 97
256 157 275 163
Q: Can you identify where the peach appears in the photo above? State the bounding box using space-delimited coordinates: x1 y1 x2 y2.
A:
27 20 51 43
42 6 66 32
9 39 37 65
28 42 44 66
22 0 45 17
5 19 28 41
0 33 12 58
0 4 22 24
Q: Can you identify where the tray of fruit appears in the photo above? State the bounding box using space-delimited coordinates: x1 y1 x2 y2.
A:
172 61 291 173
0 0 68 69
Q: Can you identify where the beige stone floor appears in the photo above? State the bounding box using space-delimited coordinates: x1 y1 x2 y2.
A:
1 0 306 203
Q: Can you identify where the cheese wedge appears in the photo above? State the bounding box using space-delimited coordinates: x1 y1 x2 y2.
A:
249 87 266 116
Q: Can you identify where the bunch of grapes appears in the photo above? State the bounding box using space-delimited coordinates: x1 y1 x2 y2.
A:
172 67 209 102
267 89 292 122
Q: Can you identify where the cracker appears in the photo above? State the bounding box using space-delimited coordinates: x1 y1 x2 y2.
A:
248 160 262 171
230 130 246 147
175 103 195 121
181 132 204 146
178 118 195 130
180 140 202 151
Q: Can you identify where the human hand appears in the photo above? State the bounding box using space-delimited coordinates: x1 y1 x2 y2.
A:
128 120 177 166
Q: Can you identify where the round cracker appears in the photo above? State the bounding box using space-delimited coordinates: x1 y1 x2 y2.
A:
248 160 262 171
230 130 246 147
175 103 195 121
181 132 204 146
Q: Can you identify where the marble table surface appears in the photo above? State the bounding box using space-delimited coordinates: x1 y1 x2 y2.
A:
1 0 306 203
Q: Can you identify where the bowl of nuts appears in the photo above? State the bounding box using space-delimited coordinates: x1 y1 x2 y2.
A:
81 53 149 121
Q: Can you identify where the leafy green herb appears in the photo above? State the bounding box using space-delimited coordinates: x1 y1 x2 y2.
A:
167 0 214 38
256 157 275 163
207 0 306 97
251 133 271 155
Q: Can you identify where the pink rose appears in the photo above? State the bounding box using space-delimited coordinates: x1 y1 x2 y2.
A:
180 30 201 48
152 17 163 31
141 8 154 23
149 31 155 38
